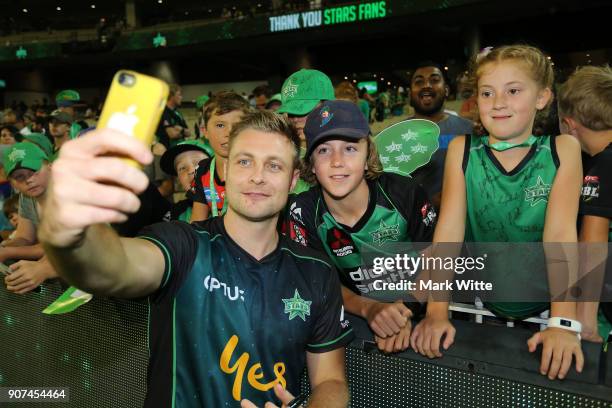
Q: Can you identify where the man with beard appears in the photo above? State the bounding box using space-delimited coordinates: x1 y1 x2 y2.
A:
408 62 473 208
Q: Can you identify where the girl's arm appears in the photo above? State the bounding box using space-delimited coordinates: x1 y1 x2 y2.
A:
411 135 467 358
528 134 584 380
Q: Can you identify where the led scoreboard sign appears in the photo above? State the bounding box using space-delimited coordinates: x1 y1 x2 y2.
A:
269 1 387 32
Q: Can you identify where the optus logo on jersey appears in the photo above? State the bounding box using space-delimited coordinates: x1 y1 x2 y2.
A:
204 275 245 301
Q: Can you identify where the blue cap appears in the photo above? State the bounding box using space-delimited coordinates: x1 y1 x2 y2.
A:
304 100 370 158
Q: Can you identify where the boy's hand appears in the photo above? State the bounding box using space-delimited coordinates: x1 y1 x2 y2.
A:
38 129 152 248
410 315 455 358
5 259 56 294
375 321 412 353
528 327 584 380
363 300 412 338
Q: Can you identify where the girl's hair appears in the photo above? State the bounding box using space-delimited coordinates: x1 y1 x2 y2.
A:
300 136 383 185
469 45 555 132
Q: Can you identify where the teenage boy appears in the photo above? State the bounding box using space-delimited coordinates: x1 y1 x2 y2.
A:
190 91 251 222
558 65 612 342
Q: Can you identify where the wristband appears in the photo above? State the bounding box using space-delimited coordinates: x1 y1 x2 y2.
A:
547 317 582 335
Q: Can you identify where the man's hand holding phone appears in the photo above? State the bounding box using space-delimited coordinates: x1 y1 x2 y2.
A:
38 130 153 248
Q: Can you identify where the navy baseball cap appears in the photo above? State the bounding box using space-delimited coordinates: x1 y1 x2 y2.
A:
304 100 370 158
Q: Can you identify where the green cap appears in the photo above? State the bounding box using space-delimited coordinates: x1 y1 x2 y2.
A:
55 89 81 107
160 139 213 176
4 142 48 176
195 95 210 109
24 133 54 158
277 69 335 116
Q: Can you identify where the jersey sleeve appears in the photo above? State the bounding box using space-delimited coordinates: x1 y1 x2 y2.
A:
580 155 612 219
137 221 199 302
306 264 354 353
286 191 324 251
186 158 212 204
382 173 437 241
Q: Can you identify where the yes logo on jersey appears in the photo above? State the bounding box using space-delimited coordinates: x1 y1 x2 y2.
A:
524 175 551 207
582 175 600 202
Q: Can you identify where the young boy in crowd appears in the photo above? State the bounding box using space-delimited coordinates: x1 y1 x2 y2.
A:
189 91 251 222
557 65 612 342
2 194 19 241
160 140 212 222
1 142 58 293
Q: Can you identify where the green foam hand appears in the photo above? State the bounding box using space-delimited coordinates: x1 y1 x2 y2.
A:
375 119 440 176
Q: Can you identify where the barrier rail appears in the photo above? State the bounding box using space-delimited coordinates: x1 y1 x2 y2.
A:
1 281 610 407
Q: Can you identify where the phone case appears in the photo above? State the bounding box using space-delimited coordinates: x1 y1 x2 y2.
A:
98 70 169 166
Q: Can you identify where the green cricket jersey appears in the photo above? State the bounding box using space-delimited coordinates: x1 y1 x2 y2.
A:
286 172 436 296
463 135 559 318
138 218 353 407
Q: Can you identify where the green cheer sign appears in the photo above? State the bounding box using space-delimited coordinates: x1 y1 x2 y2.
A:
375 119 440 176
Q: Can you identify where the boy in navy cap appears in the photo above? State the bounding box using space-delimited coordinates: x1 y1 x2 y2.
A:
286 100 437 353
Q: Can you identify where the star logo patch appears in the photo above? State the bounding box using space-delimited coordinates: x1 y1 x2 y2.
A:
524 176 551 207
282 289 312 321
370 220 401 245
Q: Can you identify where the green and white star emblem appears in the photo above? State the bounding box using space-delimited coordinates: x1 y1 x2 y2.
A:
282 80 299 99
282 289 311 321
153 33 167 48
370 220 400 245
524 175 551 207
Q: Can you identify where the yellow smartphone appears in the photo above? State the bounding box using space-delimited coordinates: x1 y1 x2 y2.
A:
97 70 169 167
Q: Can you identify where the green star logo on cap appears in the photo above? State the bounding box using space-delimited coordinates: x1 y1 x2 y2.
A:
282 79 299 99
8 149 26 162
282 289 311 321
524 176 551 207
370 220 400 245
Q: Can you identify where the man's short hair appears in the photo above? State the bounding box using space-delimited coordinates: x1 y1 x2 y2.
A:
168 83 181 98
228 110 301 170
410 61 448 84
558 65 612 131
203 91 252 128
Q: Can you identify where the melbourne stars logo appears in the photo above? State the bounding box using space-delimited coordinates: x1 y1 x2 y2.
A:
524 176 551 206
282 79 299 99
370 220 400 245
282 289 312 321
